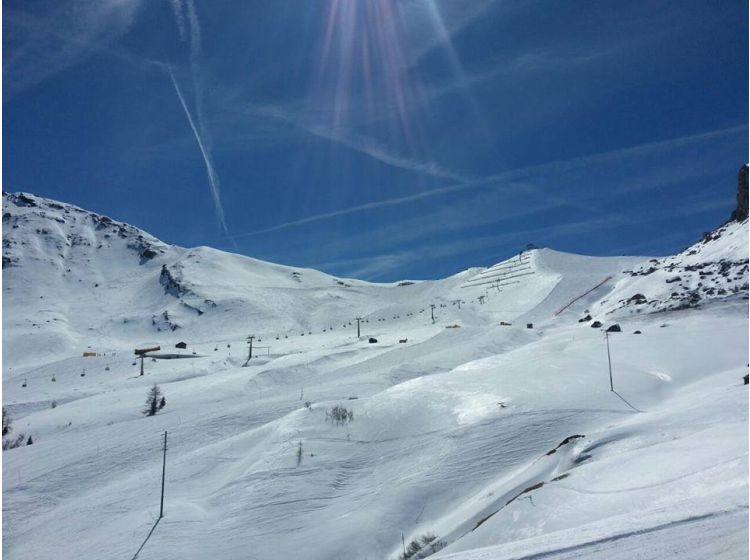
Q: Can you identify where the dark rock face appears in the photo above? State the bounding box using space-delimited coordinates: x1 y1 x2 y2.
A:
152 310 180 331
590 321 602 328
606 324 622 332
729 165 749 222
11 193 38 207
159 264 193 298
141 248 158 261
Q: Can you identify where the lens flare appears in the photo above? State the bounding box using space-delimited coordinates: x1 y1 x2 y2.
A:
315 0 425 158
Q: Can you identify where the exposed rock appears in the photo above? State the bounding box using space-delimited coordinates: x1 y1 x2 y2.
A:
160 265 189 297
590 321 602 328
140 248 158 261
545 434 585 455
152 310 180 332
729 164 749 222
11 193 38 207
606 324 622 332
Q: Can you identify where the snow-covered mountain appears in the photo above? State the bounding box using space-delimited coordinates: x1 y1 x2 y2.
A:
2 190 748 560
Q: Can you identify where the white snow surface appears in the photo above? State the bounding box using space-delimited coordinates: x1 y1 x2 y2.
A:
2 192 748 560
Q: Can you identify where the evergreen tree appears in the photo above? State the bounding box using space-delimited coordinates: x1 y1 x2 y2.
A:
2 407 11 436
142 385 163 417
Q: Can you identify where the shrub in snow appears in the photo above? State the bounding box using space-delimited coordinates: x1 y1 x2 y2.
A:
326 405 354 425
143 384 165 417
3 434 27 450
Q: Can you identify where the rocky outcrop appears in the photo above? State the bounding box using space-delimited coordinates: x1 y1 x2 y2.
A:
160 264 190 297
729 164 749 222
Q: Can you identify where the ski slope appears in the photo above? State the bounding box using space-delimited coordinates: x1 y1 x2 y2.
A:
2 193 748 560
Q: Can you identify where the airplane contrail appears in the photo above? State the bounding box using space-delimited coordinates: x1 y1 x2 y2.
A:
169 0 186 40
168 67 229 235
168 0 228 235
226 123 746 239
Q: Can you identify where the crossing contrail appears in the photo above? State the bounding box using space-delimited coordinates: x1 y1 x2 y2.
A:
168 0 228 235
168 67 228 235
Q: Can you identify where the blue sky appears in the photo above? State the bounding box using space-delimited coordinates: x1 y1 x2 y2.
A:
3 0 748 281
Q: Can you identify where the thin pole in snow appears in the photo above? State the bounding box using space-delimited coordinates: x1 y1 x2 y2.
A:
355 317 362 338
605 331 614 392
402 533 406 558
159 431 167 518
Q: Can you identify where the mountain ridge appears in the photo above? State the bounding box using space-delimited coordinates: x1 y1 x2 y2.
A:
3 190 747 369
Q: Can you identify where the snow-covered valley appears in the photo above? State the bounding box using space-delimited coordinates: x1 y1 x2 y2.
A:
2 192 748 560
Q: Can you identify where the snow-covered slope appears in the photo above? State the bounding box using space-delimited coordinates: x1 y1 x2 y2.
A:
595 219 749 317
2 192 748 560
2 192 472 367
